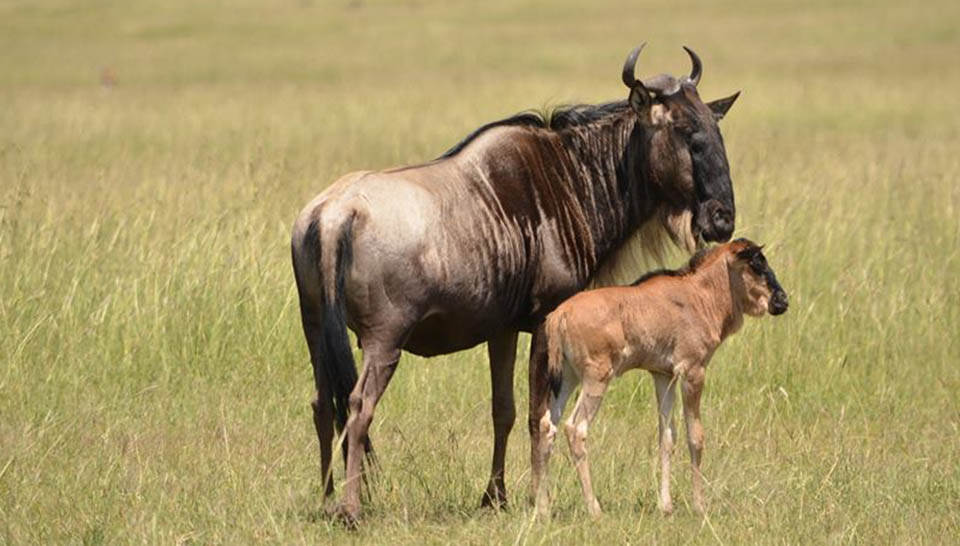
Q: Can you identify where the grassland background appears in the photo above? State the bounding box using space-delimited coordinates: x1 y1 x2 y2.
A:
1 0 958 544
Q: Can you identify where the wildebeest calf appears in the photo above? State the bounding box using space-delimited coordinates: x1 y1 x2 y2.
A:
531 238 788 518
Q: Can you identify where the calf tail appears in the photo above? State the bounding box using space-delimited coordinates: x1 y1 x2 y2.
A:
544 312 566 398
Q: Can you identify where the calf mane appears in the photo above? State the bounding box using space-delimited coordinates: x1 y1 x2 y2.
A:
628 246 714 286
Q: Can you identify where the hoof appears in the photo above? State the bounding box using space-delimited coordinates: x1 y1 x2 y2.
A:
480 487 508 511
327 503 361 529
535 503 552 521
534 492 552 520
587 500 603 519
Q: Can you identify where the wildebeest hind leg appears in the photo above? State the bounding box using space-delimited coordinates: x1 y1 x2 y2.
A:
311 386 335 498
527 326 550 506
298 299 337 499
333 341 401 526
481 330 519 509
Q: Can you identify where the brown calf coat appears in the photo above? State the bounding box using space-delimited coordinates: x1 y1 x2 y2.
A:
531 239 787 517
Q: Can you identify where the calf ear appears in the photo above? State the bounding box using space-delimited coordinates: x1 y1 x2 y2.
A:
707 91 740 120
735 244 759 261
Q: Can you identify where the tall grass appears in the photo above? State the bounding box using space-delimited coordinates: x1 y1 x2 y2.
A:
1 0 957 543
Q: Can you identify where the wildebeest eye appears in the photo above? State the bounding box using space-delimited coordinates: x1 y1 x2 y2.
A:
674 123 695 138
689 132 707 153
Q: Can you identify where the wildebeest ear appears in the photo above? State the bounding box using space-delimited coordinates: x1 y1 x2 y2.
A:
628 86 651 115
707 91 740 120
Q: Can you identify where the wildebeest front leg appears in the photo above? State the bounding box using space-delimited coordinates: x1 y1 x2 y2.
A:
564 375 608 518
653 373 678 515
681 366 706 515
481 330 518 509
334 342 401 526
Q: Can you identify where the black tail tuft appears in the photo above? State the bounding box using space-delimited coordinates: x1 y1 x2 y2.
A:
295 212 375 471
548 365 563 399
544 314 566 399
318 213 357 434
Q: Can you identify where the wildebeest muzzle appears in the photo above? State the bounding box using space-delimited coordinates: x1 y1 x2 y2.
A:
696 198 735 243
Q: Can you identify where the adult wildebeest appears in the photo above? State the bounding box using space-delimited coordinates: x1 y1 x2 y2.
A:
531 239 788 518
291 43 741 524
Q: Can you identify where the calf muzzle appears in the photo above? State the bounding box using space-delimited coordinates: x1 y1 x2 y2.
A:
769 290 789 315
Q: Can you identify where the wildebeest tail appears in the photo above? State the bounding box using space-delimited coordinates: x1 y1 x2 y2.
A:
545 312 566 398
293 212 359 437
319 213 359 435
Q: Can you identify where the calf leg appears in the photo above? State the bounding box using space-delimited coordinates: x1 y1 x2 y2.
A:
681 366 706 515
482 330 519 509
334 342 401 526
533 372 575 518
564 375 608 518
652 373 677 515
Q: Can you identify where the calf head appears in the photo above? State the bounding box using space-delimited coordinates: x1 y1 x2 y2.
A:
730 239 788 316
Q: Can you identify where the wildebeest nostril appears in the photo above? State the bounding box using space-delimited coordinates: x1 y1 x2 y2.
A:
711 206 732 227
715 217 734 241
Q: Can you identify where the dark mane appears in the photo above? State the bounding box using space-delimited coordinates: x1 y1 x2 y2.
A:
548 100 631 129
628 246 713 287
439 100 630 159
438 113 545 159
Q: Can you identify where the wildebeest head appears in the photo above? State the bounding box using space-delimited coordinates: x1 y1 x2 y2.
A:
622 44 740 246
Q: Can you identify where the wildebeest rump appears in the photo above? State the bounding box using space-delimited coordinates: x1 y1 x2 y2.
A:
290 43 741 523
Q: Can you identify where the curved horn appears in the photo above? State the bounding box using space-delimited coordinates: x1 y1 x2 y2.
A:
621 43 646 89
682 45 702 86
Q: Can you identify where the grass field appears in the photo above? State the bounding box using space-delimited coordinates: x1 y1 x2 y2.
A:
2 0 958 543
